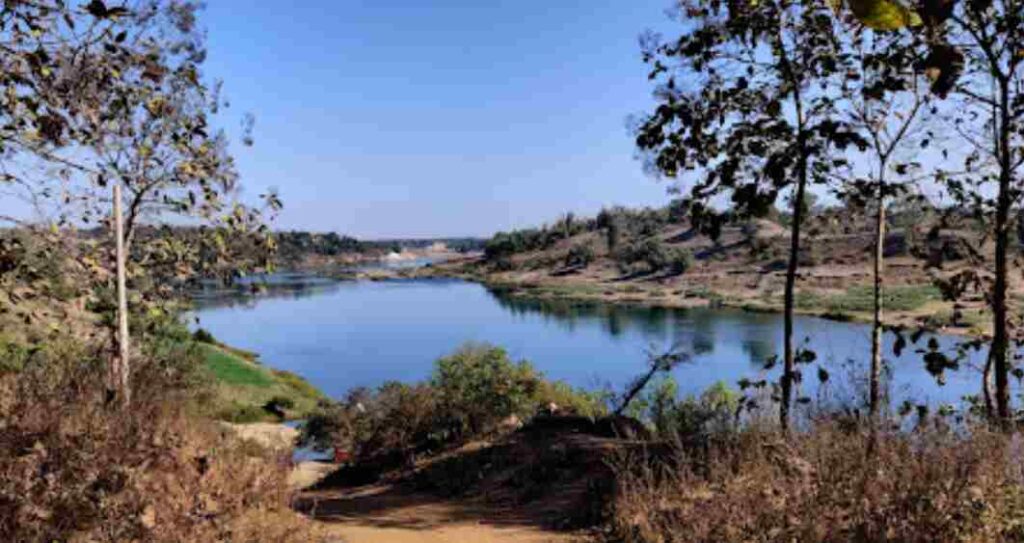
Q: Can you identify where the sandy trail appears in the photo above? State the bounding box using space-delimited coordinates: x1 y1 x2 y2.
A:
298 484 584 543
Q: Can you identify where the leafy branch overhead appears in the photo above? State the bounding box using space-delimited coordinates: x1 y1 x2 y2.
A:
0 2 281 374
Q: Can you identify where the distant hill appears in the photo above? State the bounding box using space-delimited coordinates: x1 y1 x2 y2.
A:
426 201 1001 335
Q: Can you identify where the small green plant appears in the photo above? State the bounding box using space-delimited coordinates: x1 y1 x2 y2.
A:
192 327 216 344
667 247 694 275
630 378 738 439
535 380 610 419
263 396 296 419
565 242 596 269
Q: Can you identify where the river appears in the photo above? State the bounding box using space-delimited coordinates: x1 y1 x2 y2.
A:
192 277 988 410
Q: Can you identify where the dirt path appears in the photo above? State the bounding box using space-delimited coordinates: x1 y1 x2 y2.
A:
297 484 585 543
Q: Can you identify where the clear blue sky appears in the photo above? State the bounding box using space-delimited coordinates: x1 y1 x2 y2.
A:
203 0 676 238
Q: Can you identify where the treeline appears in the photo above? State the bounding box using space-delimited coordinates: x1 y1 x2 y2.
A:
274 231 486 263
372 237 486 253
275 231 366 260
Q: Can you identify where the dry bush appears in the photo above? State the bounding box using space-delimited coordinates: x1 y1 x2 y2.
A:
0 339 324 542
609 423 1024 543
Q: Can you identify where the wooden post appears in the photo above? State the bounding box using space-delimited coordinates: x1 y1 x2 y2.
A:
113 182 130 406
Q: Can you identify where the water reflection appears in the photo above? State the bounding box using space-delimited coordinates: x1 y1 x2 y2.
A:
486 289 774 368
192 277 344 310
482 285 994 406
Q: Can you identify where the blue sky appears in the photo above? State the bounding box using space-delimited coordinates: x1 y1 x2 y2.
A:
203 0 677 238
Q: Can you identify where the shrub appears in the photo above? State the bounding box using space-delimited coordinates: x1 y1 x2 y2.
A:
432 344 541 438
668 381 738 438
263 395 296 419
301 382 441 464
615 237 670 273
621 378 737 439
300 343 613 464
667 247 694 275
565 242 596 269
535 380 611 419
491 255 516 272
192 327 216 344
607 215 626 252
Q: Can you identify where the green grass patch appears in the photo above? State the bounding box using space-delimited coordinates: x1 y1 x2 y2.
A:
200 343 274 387
198 343 325 422
797 284 941 314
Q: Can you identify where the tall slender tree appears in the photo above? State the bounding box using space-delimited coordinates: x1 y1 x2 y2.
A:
839 27 932 419
637 0 864 429
911 0 1024 424
0 1 279 404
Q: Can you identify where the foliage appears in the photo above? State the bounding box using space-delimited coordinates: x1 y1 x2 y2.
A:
484 227 562 260
432 344 542 438
534 379 611 419
637 0 867 428
192 327 216 344
614 237 678 274
623 377 738 439
300 343 610 459
0 1 283 408
667 247 694 275
484 206 669 262
565 241 596 268
274 230 365 262
668 381 739 439
918 0 1024 422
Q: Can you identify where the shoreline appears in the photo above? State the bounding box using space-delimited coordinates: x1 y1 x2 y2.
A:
399 263 990 340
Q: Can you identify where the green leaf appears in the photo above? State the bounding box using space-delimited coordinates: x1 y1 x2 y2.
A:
848 0 922 30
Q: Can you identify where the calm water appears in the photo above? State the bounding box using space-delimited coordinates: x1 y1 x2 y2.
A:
192 278 989 408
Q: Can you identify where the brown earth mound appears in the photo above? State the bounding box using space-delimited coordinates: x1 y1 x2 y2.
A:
295 416 649 542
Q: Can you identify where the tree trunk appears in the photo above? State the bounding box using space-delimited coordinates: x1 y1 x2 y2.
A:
983 350 995 418
993 82 1012 425
113 182 131 407
870 188 885 420
781 163 807 432
993 187 1011 424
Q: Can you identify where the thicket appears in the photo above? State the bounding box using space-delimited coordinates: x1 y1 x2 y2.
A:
0 317 321 542
613 237 693 275
300 343 609 463
275 231 365 260
565 241 596 268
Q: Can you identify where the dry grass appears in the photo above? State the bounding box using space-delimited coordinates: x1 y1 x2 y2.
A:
607 423 1024 543
0 340 325 542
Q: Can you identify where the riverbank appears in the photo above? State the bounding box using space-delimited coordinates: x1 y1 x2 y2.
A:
197 337 326 422
402 256 991 338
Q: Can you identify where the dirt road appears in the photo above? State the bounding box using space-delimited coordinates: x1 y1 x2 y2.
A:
298 484 584 543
